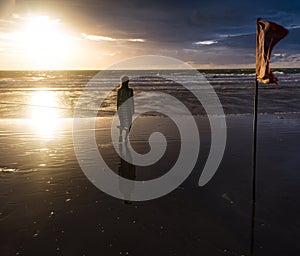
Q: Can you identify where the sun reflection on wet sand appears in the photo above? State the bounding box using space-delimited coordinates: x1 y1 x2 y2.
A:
28 90 61 139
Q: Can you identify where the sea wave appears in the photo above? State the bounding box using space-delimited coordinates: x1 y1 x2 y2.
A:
0 167 37 173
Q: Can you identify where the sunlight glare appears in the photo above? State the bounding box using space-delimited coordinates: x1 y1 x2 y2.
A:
29 91 60 139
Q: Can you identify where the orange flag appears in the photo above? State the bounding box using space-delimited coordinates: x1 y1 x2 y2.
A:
256 20 288 87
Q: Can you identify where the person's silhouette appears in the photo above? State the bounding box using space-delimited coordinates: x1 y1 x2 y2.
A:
117 75 134 142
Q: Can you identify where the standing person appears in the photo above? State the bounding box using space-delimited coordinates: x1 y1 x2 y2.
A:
117 75 134 141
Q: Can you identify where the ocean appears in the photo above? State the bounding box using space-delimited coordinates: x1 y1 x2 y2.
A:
0 69 300 119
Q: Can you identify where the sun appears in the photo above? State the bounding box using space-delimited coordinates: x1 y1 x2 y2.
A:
21 16 73 68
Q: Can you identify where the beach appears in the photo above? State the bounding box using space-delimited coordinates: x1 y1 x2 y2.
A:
0 114 299 255
0 70 300 255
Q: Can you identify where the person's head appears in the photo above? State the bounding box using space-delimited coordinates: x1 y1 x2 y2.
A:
120 75 129 89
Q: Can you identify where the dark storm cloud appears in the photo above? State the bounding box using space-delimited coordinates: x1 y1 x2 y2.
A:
18 1 299 37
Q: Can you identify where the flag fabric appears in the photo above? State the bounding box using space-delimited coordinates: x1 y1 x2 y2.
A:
256 20 288 86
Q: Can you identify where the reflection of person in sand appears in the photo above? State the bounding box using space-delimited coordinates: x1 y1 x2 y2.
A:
117 75 134 142
118 143 136 204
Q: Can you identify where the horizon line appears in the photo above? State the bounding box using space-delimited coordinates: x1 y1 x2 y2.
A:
0 67 299 72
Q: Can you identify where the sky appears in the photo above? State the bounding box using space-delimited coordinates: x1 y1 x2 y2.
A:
0 0 300 70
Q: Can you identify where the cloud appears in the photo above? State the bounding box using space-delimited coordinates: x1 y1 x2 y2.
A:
128 38 145 42
81 33 116 42
193 40 218 45
102 51 118 56
81 33 145 43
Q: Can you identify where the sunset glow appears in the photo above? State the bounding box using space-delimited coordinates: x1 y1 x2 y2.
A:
20 16 74 69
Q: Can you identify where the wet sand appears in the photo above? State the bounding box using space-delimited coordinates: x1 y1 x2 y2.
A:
0 114 299 255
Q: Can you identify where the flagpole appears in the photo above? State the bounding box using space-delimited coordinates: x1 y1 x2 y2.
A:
251 79 258 256
251 18 260 256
